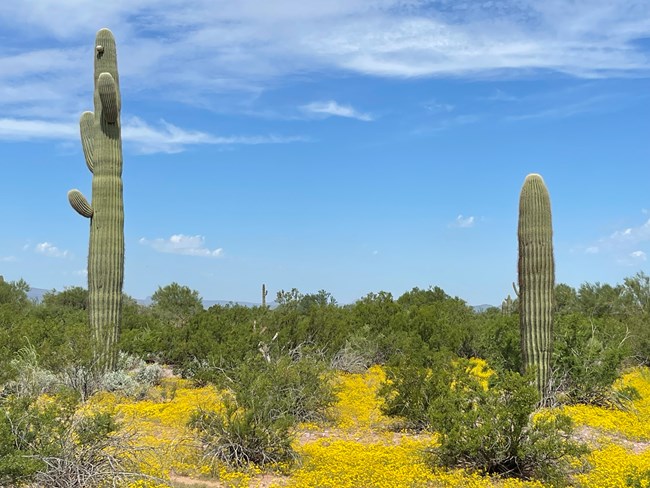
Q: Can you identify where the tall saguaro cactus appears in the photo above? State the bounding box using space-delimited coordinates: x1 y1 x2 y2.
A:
68 28 124 373
518 173 554 403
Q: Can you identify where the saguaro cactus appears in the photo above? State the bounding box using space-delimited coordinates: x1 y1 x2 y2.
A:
68 28 124 373
518 173 554 402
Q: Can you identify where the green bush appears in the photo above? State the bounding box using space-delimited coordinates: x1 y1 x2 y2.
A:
189 400 295 468
0 390 152 487
381 356 586 483
473 309 522 372
380 351 454 430
0 390 77 486
553 313 631 406
190 353 335 469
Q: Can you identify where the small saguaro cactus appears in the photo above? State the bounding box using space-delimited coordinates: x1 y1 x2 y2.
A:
68 28 124 373
517 173 555 403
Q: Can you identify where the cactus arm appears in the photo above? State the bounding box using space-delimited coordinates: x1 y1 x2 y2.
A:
94 28 120 111
512 281 519 298
97 73 118 124
68 189 94 218
80 112 95 173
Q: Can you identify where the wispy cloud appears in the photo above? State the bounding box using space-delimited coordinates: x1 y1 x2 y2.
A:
584 217 650 264
415 113 481 134
1 1 648 122
0 116 304 153
506 94 624 121
607 219 650 246
423 100 455 113
139 234 224 258
451 215 476 228
34 242 70 258
123 117 305 153
0 255 17 262
0 118 77 141
631 250 647 261
301 100 373 121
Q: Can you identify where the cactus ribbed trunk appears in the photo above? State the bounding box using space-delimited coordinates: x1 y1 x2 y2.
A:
518 173 554 403
68 29 124 374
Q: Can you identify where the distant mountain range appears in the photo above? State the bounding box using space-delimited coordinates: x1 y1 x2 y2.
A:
27 287 494 311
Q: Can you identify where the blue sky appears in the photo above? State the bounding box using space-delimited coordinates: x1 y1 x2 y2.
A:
0 1 649 306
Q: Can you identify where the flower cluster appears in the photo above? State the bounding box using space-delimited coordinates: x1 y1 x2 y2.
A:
72 364 650 487
563 368 650 441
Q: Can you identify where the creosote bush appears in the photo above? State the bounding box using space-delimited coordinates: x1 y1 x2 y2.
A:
552 313 632 406
189 400 295 469
189 353 335 469
381 355 587 483
0 388 151 487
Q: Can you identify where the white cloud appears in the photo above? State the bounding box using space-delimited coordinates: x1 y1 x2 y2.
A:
585 218 650 265
0 255 17 262
423 100 455 113
139 234 224 258
506 94 622 121
608 219 650 245
451 215 476 228
0 118 77 141
35 242 70 258
0 116 304 153
123 117 305 153
2 0 647 123
301 100 373 121
630 250 647 261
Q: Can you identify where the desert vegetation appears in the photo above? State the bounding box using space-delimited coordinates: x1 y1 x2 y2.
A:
2 274 650 486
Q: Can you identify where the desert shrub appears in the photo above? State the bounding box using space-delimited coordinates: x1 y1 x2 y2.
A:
553 313 631 406
189 399 295 468
101 370 141 395
134 362 164 386
0 401 43 486
472 309 522 372
330 333 380 373
4 343 60 398
380 352 454 430
382 356 586 483
190 353 335 469
33 410 146 488
0 390 78 486
0 390 156 487
233 354 335 423
100 360 164 399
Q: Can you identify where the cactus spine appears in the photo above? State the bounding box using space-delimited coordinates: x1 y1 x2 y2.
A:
517 173 554 402
68 28 124 373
